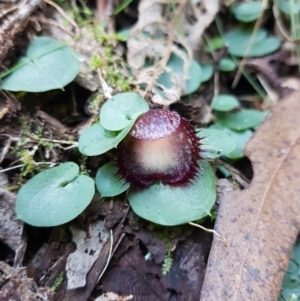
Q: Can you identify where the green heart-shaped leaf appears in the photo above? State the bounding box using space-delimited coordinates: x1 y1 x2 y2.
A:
184 60 204 95
128 161 216 226
215 109 268 131
209 124 253 159
0 37 81 92
225 28 281 57
233 2 267 22
197 128 236 159
78 122 134 156
96 162 130 197
198 63 214 83
16 162 95 227
212 94 240 111
156 53 203 96
218 58 236 71
100 92 149 131
276 0 300 14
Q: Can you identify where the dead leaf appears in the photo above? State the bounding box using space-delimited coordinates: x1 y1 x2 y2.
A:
95 292 133 301
184 0 220 50
123 225 169 264
128 0 217 106
101 227 212 301
0 173 26 267
66 221 109 290
200 91 300 300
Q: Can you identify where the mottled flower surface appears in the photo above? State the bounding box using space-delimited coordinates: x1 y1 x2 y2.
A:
116 109 201 188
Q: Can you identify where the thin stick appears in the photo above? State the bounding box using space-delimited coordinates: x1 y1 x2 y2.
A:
273 3 300 43
97 229 113 283
0 162 56 173
0 0 27 19
0 134 78 146
35 16 75 37
232 0 269 88
97 68 113 99
33 137 78 145
189 222 227 247
44 0 80 37
215 158 250 188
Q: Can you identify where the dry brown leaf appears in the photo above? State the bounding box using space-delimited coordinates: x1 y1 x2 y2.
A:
127 0 190 105
127 0 219 106
66 221 109 290
200 91 300 301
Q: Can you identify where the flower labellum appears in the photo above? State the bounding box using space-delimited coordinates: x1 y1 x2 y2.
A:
116 109 201 188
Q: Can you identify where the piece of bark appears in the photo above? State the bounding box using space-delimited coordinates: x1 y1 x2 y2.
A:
0 0 43 66
200 91 300 300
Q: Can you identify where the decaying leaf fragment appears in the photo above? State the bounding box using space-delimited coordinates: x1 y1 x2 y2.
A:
127 0 219 105
127 1 189 105
66 221 109 290
200 91 300 301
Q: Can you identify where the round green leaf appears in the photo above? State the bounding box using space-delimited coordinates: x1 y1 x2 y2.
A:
16 162 95 227
128 161 216 226
225 28 281 57
78 122 134 156
156 53 203 96
276 0 300 14
205 36 225 52
279 237 300 301
225 28 267 47
100 92 149 131
215 109 268 131
199 63 214 83
209 124 253 159
218 58 236 71
0 37 81 92
156 53 183 90
243 37 281 57
233 2 266 23
211 94 240 111
96 162 130 197
197 128 236 159
184 60 203 95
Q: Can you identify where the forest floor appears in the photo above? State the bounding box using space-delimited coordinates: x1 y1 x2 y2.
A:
0 0 300 300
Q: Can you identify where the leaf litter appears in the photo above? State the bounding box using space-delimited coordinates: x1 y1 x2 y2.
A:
1 0 300 300
127 0 219 105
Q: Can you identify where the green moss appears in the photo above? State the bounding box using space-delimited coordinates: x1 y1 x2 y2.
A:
89 54 103 69
162 242 173 275
51 272 64 291
89 25 133 91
